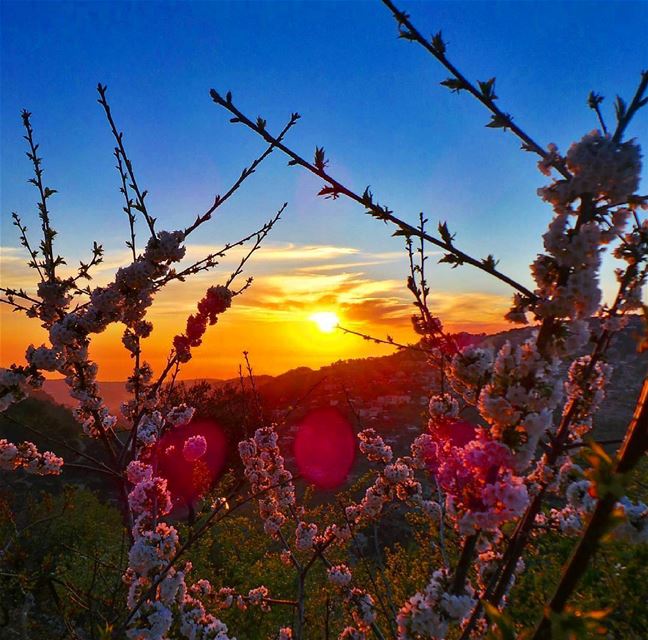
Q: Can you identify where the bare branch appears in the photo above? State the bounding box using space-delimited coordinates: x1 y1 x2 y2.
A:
210 89 537 301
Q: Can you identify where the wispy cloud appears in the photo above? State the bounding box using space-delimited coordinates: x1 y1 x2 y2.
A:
428 291 511 333
295 260 397 272
340 297 412 326
235 243 361 262
0 245 136 290
0 247 25 265
212 272 410 324
2 241 510 350
1 239 404 288
0 246 40 290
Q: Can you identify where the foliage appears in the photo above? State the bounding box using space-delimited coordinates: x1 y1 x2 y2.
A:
0 486 126 636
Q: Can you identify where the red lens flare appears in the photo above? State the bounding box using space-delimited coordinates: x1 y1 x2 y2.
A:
294 408 355 489
156 418 227 504
432 418 477 448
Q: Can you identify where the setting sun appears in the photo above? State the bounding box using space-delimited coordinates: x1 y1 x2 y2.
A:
310 311 340 333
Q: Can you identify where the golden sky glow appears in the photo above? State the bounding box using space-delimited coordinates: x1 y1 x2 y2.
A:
0 242 512 380
310 311 340 333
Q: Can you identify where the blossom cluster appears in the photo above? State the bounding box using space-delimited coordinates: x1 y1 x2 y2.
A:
337 588 378 639
412 419 529 536
511 130 642 327
357 428 393 463
0 438 63 475
474 530 526 603
124 457 235 639
407 124 644 630
397 568 476 640
531 215 603 321
238 426 297 538
327 564 353 587
538 131 641 206
174 285 233 363
210 585 274 612
238 423 357 563
547 479 597 535
614 497 648 543
446 344 494 406
0 366 43 412
1 228 191 442
546 477 648 544
478 336 563 470
183 434 208 462
133 403 197 453
612 213 648 313
563 356 612 440
345 429 433 526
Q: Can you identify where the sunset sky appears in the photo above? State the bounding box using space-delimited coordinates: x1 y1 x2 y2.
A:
2 0 647 380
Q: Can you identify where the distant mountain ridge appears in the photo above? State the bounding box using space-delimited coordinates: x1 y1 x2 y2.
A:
39 317 645 439
41 375 274 415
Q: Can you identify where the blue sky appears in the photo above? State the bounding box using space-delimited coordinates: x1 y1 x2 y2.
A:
1 0 647 377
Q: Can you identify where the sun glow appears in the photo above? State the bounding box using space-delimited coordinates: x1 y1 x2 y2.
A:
310 311 340 333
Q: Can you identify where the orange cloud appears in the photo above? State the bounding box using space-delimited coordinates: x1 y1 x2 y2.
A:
428 291 512 334
0 241 512 381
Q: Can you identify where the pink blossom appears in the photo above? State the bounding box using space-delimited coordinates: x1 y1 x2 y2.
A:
182 434 207 462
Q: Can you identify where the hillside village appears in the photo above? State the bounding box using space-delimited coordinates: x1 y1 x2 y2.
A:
34 317 646 475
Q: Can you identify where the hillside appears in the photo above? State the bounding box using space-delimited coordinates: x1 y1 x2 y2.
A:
1 316 643 507
37 316 647 450
41 375 274 416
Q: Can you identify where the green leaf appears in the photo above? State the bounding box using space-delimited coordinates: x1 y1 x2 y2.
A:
318 185 339 199
549 606 609 639
482 254 499 270
398 29 417 41
439 253 462 268
483 601 516 640
585 440 627 500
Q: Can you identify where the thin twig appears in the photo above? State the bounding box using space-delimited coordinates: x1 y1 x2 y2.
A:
97 84 157 238
381 0 571 178
21 110 59 280
183 115 299 237
210 89 538 301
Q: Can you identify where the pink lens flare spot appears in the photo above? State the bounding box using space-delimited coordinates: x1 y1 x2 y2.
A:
294 408 355 490
432 418 478 448
156 419 227 503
